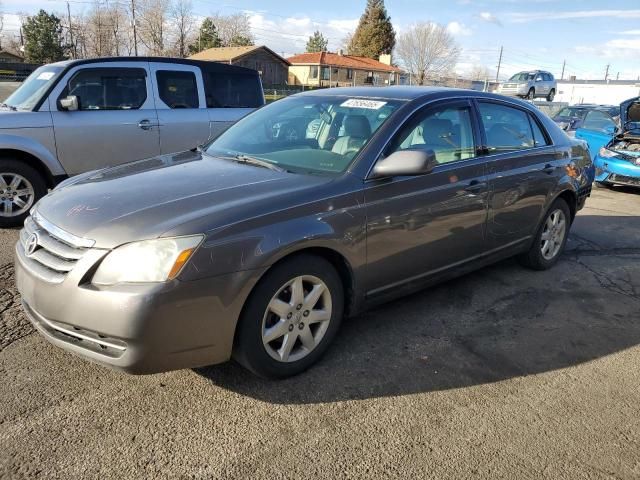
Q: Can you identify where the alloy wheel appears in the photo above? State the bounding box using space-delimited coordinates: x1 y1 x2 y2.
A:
540 209 566 260
0 173 35 217
261 275 332 363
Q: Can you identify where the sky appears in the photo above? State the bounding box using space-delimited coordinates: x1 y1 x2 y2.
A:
1 0 640 80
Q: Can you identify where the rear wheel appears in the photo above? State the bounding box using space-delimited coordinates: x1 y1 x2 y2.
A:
233 254 344 378
526 88 535 100
518 198 571 270
0 159 47 228
547 89 555 102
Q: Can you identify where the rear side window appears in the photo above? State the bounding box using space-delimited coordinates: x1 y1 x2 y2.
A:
478 102 538 153
582 110 616 132
156 70 199 109
64 68 147 111
529 114 550 146
202 71 262 108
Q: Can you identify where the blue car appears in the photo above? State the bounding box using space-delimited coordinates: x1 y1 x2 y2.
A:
576 96 640 188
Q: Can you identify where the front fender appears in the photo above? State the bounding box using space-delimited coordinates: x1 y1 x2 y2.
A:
0 132 65 176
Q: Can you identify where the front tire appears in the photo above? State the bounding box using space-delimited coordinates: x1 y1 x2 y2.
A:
0 159 47 228
518 198 571 270
233 254 344 379
547 89 555 102
526 88 535 100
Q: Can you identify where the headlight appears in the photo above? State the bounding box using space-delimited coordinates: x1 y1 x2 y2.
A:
599 147 620 159
92 235 203 285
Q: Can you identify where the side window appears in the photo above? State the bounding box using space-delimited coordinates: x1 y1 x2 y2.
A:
156 70 199 109
310 66 319 79
478 102 536 153
64 68 147 111
582 110 616 132
203 71 261 108
388 104 476 164
529 114 550 146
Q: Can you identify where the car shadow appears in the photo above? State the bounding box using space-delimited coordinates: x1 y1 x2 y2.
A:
195 215 640 404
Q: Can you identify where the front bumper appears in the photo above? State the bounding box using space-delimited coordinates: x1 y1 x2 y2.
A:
594 154 640 187
15 243 264 374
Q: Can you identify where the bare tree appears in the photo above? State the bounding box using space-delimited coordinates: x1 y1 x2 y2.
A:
137 0 169 55
211 12 253 47
396 22 460 85
169 0 194 57
469 64 490 81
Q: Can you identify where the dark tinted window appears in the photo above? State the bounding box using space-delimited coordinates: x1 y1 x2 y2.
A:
478 102 536 152
202 71 262 108
156 70 199 108
65 68 146 110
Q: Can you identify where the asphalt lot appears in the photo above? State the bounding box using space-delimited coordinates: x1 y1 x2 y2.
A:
1 186 639 479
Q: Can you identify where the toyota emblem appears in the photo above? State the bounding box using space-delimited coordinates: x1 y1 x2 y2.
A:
25 233 39 256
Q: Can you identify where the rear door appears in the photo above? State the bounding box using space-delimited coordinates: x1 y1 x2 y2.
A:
50 62 160 174
476 100 559 250
149 62 210 154
575 110 617 160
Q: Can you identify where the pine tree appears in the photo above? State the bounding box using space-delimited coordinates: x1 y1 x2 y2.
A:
22 10 66 63
348 0 395 59
306 30 328 53
228 35 254 47
188 18 221 54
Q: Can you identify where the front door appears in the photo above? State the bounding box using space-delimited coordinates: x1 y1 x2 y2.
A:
50 62 160 175
364 100 488 296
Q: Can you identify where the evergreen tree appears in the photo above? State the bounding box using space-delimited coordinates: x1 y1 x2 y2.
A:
306 30 328 53
22 10 66 63
227 35 254 47
348 0 395 59
188 18 221 54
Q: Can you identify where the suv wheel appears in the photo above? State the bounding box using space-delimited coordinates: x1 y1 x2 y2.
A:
526 88 535 100
0 159 47 228
233 254 344 378
547 89 556 102
518 198 571 270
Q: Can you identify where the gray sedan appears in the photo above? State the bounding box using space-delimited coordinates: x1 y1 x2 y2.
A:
15 87 594 378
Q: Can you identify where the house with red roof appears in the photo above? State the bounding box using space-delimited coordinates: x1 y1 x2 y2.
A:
287 51 402 88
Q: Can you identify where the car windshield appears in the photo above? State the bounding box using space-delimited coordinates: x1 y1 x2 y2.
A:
4 65 64 111
556 107 588 118
509 73 535 82
206 95 403 175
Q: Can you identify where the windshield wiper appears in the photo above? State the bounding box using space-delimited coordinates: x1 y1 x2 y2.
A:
232 155 286 172
0 103 17 111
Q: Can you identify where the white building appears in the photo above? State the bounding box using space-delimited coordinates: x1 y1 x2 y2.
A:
556 79 640 105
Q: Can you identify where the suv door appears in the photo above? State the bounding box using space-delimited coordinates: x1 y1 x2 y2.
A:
50 62 160 175
149 62 210 154
575 110 618 160
476 100 558 250
364 100 488 295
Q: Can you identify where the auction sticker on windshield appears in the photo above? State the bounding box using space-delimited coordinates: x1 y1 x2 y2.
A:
341 99 387 110
36 72 56 81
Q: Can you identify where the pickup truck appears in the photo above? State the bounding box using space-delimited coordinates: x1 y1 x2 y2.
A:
0 57 264 226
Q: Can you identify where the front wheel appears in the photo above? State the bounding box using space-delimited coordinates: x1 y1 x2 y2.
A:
233 254 344 378
0 159 47 228
518 198 571 270
526 88 535 100
547 89 556 102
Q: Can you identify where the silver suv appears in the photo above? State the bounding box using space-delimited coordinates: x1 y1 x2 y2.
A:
497 70 557 102
0 57 264 227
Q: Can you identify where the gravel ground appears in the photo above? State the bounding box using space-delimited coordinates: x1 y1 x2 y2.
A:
1 186 639 479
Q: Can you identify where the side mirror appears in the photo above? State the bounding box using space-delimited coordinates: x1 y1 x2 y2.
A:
59 95 79 111
370 149 438 179
535 77 543 82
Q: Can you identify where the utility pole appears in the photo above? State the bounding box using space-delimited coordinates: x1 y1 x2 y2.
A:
616 72 619 81
495 46 503 83
131 0 138 56
67 2 75 59
561 59 566 80
604 63 610 81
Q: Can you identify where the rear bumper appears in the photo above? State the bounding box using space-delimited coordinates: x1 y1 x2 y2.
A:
15 243 265 374
594 154 640 187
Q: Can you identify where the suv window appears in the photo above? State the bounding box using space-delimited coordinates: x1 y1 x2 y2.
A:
389 104 476 164
156 70 199 109
478 102 538 152
582 110 616 132
202 71 262 108
64 68 147 111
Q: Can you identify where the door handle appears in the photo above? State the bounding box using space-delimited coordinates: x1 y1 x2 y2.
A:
138 119 158 130
465 181 487 193
541 164 557 174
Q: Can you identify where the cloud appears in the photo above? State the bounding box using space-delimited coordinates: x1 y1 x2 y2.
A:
446 21 472 36
620 30 640 35
606 38 640 50
478 12 502 26
508 9 640 23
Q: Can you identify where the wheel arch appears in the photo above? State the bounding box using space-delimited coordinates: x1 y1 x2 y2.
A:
0 148 61 188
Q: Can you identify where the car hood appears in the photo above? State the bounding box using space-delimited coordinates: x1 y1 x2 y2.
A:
0 109 51 129
34 150 333 248
620 96 640 133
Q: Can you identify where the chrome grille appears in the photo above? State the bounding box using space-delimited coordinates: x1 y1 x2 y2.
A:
17 214 92 283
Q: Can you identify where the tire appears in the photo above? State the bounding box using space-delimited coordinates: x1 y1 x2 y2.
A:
546 89 555 102
0 159 47 228
233 254 344 379
526 88 535 100
518 198 571 271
